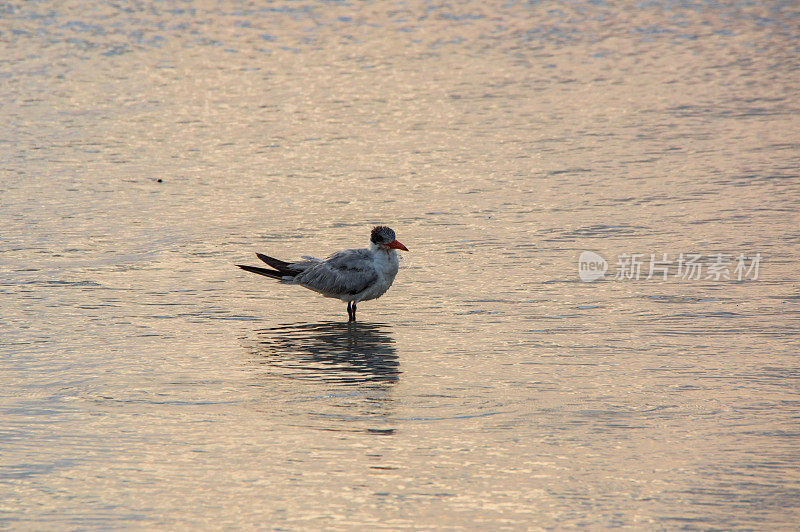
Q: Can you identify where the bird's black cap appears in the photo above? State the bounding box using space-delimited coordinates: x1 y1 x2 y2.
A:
370 225 396 245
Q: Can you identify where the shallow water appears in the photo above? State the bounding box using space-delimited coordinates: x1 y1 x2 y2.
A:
2 0 799 529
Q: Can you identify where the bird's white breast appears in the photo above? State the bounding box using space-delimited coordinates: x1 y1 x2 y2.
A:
359 250 399 301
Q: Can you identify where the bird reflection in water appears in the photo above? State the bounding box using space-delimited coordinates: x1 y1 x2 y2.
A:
245 321 400 386
245 322 400 435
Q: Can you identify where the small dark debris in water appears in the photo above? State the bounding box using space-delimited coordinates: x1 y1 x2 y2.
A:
156 178 163 183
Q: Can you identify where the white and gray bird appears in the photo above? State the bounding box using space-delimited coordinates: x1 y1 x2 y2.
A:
236 226 409 322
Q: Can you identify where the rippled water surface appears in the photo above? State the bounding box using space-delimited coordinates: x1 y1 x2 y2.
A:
2 1 799 529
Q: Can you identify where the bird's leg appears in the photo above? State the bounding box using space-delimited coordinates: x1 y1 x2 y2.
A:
347 301 354 322
351 302 357 322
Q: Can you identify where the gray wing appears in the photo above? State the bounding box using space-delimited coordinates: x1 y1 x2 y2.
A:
293 248 377 297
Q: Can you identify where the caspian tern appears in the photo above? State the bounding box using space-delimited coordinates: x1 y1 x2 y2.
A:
236 226 409 322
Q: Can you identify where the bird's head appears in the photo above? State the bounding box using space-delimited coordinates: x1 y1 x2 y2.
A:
371 225 408 251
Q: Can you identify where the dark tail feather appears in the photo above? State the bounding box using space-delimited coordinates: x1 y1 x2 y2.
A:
236 264 285 280
256 253 301 275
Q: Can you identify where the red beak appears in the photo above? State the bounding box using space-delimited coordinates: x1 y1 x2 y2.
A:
387 239 409 251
